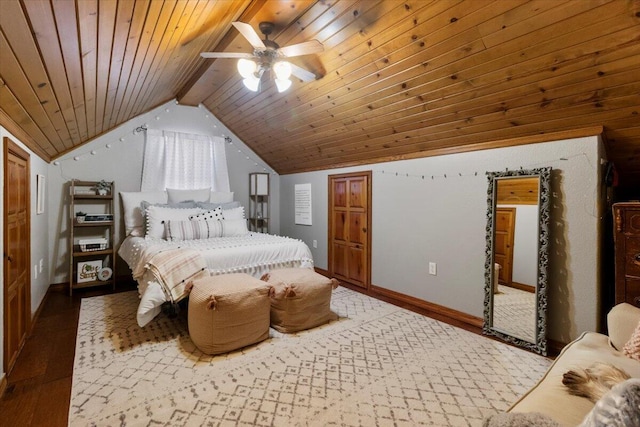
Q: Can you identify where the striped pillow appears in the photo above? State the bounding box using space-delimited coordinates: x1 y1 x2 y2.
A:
165 219 223 241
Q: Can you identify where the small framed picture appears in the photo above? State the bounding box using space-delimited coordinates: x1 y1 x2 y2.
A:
36 174 45 214
77 260 102 283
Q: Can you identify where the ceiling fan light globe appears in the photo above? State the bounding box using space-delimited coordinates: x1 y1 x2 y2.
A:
275 78 292 93
273 61 292 80
237 58 257 79
243 77 260 92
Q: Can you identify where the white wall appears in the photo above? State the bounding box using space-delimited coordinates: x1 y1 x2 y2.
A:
499 204 538 287
0 126 50 382
280 136 603 343
48 100 278 284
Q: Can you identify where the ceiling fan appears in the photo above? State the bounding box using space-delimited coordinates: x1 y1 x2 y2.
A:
200 21 324 92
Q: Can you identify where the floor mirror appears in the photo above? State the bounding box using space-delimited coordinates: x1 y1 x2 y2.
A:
483 167 551 355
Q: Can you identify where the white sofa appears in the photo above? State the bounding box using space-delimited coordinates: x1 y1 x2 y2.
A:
507 303 640 426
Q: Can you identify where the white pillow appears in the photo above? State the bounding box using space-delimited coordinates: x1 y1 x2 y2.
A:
166 187 210 203
220 219 249 237
145 205 203 239
197 201 240 210
120 191 167 236
165 219 223 241
189 207 223 221
222 206 245 220
210 191 234 203
137 282 166 327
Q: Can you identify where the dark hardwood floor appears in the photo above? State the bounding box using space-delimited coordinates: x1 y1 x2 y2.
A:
0 283 135 427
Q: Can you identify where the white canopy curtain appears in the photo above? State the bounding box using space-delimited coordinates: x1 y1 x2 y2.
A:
141 129 230 192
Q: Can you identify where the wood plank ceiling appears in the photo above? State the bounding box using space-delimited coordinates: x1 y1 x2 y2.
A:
1 0 639 183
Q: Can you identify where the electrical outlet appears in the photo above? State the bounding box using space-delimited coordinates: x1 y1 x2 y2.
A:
429 262 437 276
39 258 43 273
313 240 318 248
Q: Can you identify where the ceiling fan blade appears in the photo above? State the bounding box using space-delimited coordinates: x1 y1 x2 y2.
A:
290 63 317 82
232 21 266 49
278 40 324 57
200 52 254 58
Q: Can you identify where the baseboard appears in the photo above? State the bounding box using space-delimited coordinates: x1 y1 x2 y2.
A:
29 283 51 335
48 282 68 292
548 338 566 358
0 373 7 399
314 268 483 333
507 282 536 293
370 284 484 330
314 267 330 277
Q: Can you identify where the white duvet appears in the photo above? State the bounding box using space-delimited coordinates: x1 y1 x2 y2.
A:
119 233 314 326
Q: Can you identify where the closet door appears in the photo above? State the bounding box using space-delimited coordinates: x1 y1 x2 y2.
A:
329 172 371 289
3 137 31 374
494 207 515 286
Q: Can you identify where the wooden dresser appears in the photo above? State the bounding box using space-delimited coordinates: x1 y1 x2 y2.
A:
613 202 640 308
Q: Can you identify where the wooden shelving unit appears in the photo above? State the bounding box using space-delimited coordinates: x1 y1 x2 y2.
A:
68 180 116 295
249 173 270 233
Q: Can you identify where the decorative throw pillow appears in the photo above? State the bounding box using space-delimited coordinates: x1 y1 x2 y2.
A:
165 219 223 241
220 219 249 237
189 207 223 221
222 206 245 220
145 205 203 239
141 200 197 236
622 320 640 361
166 187 211 203
579 378 640 427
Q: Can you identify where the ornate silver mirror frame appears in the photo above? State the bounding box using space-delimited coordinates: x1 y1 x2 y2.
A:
483 167 551 355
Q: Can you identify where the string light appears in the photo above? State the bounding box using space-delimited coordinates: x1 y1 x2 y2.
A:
52 110 165 168
374 153 593 182
51 100 277 176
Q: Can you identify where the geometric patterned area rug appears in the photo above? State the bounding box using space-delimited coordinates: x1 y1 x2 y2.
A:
493 285 537 343
69 287 551 426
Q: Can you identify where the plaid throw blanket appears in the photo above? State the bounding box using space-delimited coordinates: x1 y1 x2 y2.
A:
142 248 208 303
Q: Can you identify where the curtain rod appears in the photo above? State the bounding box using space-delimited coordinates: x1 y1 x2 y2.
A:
133 125 148 134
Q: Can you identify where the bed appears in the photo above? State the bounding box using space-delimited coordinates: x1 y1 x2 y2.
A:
118 189 314 326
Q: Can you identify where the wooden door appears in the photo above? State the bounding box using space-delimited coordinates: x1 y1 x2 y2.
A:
494 207 515 287
3 137 31 374
329 172 371 289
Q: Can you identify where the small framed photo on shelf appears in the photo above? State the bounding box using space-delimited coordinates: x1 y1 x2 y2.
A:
77 260 102 283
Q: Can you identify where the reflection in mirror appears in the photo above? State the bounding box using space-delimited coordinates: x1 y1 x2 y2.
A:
483 167 551 355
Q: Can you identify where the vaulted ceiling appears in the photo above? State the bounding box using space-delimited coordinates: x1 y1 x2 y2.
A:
1 0 639 183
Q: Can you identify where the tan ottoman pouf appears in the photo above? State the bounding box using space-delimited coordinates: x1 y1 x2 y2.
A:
261 268 339 333
188 273 271 355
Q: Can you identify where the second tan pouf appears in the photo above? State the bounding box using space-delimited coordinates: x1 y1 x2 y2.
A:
261 268 339 333
188 273 271 355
